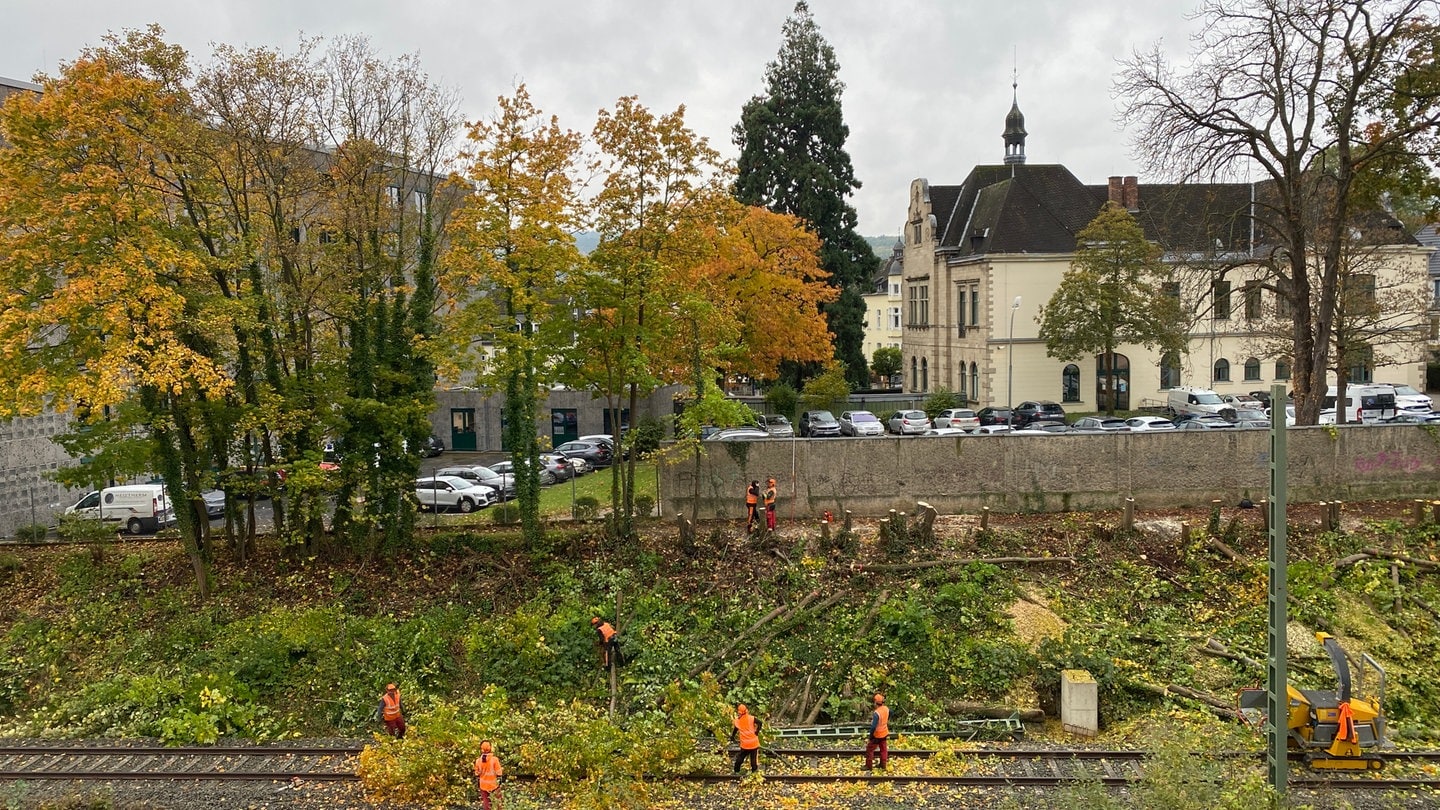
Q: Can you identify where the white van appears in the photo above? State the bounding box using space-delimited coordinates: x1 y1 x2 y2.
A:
66 484 175 535
1377 383 1434 413
1167 386 1229 418
1322 385 1398 424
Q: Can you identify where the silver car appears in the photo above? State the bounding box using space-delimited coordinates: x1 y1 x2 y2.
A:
839 410 884 436
755 414 795 438
887 410 932 435
414 475 495 513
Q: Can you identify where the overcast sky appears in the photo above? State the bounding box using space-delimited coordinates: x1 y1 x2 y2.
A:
1 1 1204 236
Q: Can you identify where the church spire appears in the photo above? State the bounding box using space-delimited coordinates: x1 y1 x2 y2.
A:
1003 70 1027 166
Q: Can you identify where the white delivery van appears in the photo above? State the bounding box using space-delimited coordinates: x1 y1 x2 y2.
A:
1167 386 1229 418
66 484 175 535
1322 385 1397 424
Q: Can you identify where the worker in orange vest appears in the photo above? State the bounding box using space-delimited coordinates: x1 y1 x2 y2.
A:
591 616 621 669
763 478 778 531
728 703 763 773
864 692 889 770
473 740 504 810
745 480 760 532
376 683 405 739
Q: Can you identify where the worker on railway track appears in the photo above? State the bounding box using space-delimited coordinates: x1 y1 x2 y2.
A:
473 740 504 810
864 692 889 770
729 703 763 773
592 616 621 669
376 683 406 739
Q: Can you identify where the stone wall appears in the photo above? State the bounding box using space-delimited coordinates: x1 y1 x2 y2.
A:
658 426 1440 519
0 410 82 539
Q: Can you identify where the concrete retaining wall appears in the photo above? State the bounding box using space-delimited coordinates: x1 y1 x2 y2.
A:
658 426 1440 519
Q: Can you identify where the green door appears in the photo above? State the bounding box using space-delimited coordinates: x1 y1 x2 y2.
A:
450 408 477 451
551 408 578 446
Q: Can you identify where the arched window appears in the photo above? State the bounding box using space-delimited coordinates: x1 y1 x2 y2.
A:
1160 352 1181 389
1213 358 1231 383
909 357 917 391
1062 364 1081 403
921 357 929 392
970 363 979 404
1275 359 1291 380
1243 357 1262 381
1095 353 1130 410
958 361 967 401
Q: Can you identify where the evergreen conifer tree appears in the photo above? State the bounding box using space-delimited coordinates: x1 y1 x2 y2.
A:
734 1 877 390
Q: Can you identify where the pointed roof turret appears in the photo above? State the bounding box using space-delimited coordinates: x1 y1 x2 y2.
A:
1003 77 1026 166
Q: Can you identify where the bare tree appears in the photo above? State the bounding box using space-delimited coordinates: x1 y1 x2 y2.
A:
1117 0 1440 424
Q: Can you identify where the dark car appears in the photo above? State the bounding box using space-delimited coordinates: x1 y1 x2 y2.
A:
555 440 613 468
1013 401 1067 427
421 435 445 457
977 407 1013 426
798 410 841 438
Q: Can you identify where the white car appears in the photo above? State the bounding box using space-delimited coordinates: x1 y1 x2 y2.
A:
414 475 495 513
970 424 1011 435
922 427 971 436
1379 383 1434 413
934 408 980 429
838 410 885 436
1125 416 1177 431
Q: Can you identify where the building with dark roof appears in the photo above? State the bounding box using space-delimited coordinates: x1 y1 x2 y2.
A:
898 92 1433 410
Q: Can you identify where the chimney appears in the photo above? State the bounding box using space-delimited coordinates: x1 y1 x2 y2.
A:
1108 176 1123 206
1123 176 1139 212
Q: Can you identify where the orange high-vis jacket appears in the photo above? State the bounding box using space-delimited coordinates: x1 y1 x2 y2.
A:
745 485 759 505
596 622 616 643
381 691 403 721
871 705 890 739
734 713 760 750
474 753 503 792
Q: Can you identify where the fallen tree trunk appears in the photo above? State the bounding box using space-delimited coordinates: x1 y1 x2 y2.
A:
1335 547 1439 571
857 556 1076 573
943 701 1044 723
689 592 816 677
1196 637 1262 670
1131 680 1240 720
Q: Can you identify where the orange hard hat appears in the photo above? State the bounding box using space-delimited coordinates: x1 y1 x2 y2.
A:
874 692 885 704
737 703 748 714
481 741 492 753
768 478 776 484
591 616 601 625
386 683 397 691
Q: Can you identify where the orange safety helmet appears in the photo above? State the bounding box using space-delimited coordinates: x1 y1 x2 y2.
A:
767 478 776 484
874 693 885 705
737 703 748 715
386 683 398 692
591 616 600 625
481 741 492 753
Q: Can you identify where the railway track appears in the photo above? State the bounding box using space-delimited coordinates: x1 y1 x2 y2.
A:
0 744 1434 792
0 745 360 782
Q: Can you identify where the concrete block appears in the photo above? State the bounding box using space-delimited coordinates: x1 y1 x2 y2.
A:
1061 668 1098 737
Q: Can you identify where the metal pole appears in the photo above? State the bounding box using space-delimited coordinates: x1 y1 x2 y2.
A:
1267 382 1289 798
1007 296 1021 425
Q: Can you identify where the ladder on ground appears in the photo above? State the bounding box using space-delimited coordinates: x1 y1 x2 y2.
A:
770 713 1024 741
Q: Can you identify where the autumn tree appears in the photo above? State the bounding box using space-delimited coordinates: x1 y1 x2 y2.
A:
1037 203 1188 415
447 85 585 548
0 30 229 596
733 0 877 389
1117 0 1440 424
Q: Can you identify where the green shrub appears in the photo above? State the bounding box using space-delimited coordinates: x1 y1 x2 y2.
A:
12 524 47 543
0 553 22 575
922 387 961 418
633 494 655 517
628 415 666 455
55 515 113 544
574 496 600 521
490 503 520 525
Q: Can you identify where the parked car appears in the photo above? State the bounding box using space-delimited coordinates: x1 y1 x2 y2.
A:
934 408 980 429
1071 416 1129 431
66 484 175 536
414 475 494 512
970 424 1012 434
838 410 885 436
1012 401 1067 427
555 439 614 468
1220 393 1262 409
436 466 518 500
1178 416 1236 430
421 435 445 457
798 410 841 438
1378 383 1434 413
923 427 971 436
490 458 558 486
755 414 796 438
1379 411 1440 424
1125 416 1177 431
201 489 226 518
539 453 576 481
976 407 1013 426
887 409 932 435
705 427 771 441
578 434 627 460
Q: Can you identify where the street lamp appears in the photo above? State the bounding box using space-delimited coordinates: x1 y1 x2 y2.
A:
1007 296 1021 425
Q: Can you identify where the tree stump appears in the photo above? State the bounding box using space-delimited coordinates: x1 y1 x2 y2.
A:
914 502 938 546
